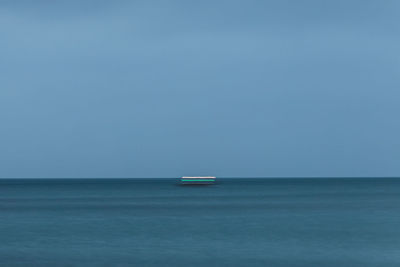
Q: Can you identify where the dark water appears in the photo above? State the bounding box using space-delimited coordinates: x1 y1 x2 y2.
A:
1 178 400 267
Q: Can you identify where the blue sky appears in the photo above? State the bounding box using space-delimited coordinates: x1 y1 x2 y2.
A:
0 0 399 178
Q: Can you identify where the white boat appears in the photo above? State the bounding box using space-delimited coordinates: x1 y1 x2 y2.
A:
180 176 216 185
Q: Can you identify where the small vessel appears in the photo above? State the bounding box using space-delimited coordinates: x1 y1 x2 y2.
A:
180 176 216 185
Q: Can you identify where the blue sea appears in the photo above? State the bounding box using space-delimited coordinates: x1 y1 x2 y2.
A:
1 178 399 267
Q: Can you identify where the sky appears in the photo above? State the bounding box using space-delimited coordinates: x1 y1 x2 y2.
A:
0 0 399 178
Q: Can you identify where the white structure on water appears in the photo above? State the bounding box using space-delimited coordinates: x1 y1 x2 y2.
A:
180 176 216 185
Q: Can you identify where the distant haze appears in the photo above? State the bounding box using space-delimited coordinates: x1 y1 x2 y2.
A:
1 0 399 178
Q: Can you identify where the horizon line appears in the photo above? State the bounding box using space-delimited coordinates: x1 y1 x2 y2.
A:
0 176 399 179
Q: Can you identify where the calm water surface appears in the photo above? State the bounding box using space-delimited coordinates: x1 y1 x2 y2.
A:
1 178 399 267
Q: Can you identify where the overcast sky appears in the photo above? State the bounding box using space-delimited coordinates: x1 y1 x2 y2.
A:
0 0 399 178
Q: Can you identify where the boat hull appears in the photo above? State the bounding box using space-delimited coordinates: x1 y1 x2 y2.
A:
180 177 216 185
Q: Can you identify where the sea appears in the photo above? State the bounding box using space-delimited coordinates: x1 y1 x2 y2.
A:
0 178 399 267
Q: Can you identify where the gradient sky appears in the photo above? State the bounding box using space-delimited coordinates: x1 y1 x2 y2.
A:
0 0 399 178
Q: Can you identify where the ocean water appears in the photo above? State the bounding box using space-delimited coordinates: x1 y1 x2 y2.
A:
1 178 400 267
